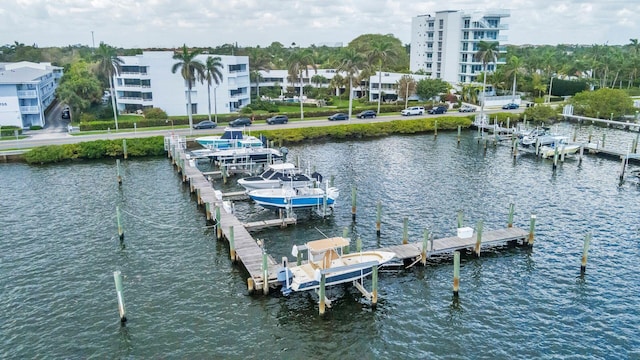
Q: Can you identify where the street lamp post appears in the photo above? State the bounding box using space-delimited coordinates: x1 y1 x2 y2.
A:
547 76 554 104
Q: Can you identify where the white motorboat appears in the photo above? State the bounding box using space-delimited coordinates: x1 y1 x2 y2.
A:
520 127 557 147
237 163 322 191
277 237 396 295
539 136 581 158
247 185 339 210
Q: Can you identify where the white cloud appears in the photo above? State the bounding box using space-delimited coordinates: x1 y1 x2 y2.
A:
0 0 637 48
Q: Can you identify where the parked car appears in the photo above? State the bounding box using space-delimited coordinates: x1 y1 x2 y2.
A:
328 113 349 121
266 115 288 125
229 117 252 127
357 110 377 119
459 105 476 113
61 109 70 119
428 106 448 114
502 103 519 109
400 106 425 116
193 120 217 129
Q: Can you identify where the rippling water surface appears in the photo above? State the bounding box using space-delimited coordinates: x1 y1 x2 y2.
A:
1 125 639 359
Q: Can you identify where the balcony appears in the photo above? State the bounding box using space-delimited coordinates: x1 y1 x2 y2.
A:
17 90 37 98
20 105 40 114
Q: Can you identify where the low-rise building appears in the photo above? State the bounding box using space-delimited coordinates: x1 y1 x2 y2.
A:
0 61 63 128
114 51 250 116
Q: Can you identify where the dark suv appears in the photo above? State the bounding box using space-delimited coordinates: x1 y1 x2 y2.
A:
428 106 448 114
267 115 288 125
357 110 377 119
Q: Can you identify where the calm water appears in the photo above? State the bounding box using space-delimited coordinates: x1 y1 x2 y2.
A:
1 124 640 359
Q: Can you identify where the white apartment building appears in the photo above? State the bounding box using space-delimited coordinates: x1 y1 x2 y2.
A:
0 61 63 128
410 9 510 84
369 72 431 101
257 68 364 98
114 51 250 116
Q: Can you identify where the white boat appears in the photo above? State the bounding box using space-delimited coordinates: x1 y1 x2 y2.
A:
539 136 581 158
248 185 339 210
195 127 264 150
277 237 396 295
237 162 322 191
211 146 283 164
520 127 557 147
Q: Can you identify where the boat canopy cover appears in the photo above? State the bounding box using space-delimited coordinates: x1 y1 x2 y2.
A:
306 237 350 254
220 128 243 140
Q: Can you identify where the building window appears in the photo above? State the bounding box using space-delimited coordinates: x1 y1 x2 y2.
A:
439 19 443 29
464 19 470 28
463 31 469 40
188 103 197 114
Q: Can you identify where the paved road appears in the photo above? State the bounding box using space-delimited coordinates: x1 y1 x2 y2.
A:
0 107 521 151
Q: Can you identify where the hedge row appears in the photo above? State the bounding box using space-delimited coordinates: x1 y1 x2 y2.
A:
24 136 165 164
0 126 22 137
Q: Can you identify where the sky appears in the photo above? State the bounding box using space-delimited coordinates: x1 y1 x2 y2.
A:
1 0 639 49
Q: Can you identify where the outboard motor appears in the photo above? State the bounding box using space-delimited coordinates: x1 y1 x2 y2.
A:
277 268 293 296
279 147 289 162
311 172 323 184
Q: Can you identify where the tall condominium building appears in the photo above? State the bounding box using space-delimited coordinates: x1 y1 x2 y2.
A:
114 51 250 116
0 61 63 128
410 9 510 84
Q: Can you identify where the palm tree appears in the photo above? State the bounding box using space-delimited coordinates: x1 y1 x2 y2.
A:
286 49 316 120
171 44 205 134
329 74 345 97
474 41 499 122
367 40 399 114
203 56 224 123
396 75 416 109
247 48 271 99
503 55 525 103
311 74 327 88
336 48 366 120
94 42 123 131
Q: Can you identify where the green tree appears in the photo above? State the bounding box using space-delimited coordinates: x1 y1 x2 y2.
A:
569 88 634 118
171 44 205 134
93 42 123 130
286 48 316 120
416 78 448 102
336 47 366 119
247 48 272 99
396 75 416 108
474 41 500 120
503 55 525 103
367 39 399 114
348 34 408 72
56 61 102 123
329 74 345 97
203 56 224 123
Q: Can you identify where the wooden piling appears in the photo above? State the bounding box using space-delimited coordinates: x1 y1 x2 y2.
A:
619 155 628 181
588 127 593 143
262 251 269 295
375 200 382 236
116 159 122 185
457 125 461 144
356 236 362 252
351 185 357 220
247 277 255 294
579 145 584 164
633 131 640 153
528 214 536 246
474 220 483 257
421 229 429 265
116 206 124 240
122 139 128 160
453 251 460 297
512 137 518 158
581 233 591 275
601 133 606 149
434 120 438 139
572 127 577 142
508 203 515 228
329 175 335 188
560 144 566 162
215 206 222 240
371 265 378 308
205 202 211 221
553 146 559 171
535 138 540 156
319 273 326 315
457 210 463 228
113 270 127 322
229 226 236 262
221 165 228 184
342 227 350 254
402 217 408 245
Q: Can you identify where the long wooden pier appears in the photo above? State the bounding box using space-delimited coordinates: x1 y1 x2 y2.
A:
381 227 529 262
165 135 295 292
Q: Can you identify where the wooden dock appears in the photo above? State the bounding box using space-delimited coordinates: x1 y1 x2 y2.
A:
166 135 295 292
380 227 530 262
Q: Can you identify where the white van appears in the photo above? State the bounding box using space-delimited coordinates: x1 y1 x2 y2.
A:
400 106 425 116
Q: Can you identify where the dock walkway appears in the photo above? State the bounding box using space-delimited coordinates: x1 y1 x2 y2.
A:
380 227 529 261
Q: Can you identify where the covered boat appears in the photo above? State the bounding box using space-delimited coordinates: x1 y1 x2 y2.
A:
247 185 339 210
